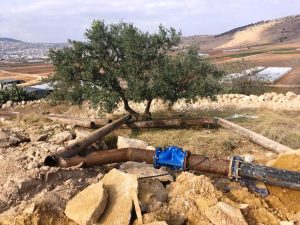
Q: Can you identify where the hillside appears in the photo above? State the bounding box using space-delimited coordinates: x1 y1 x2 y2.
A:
0 37 22 42
182 15 300 50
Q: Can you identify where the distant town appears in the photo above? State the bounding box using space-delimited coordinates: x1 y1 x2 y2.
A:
0 39 67 63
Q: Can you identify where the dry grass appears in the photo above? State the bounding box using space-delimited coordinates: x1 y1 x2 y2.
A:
112 107 300 164
243 109 300 149
11 102 300 163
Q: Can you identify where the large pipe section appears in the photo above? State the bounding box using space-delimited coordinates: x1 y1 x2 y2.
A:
51 147 230 176
215 117 293 154
46 147 300 190
44 114 132 166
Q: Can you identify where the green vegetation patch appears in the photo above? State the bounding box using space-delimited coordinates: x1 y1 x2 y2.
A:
272 51 300 55
227 51 266 58
270 48 295 52
0 85 32 104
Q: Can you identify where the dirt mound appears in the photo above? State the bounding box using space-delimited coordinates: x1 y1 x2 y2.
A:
143 173 234 225
267 150 300 212
0 202 76 225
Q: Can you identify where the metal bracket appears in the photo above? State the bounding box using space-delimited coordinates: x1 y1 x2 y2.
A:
229 156 243 181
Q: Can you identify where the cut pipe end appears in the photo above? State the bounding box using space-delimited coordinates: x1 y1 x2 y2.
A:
44 155 59 167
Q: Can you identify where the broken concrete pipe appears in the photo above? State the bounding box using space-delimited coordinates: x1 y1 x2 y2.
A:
44 114 132 166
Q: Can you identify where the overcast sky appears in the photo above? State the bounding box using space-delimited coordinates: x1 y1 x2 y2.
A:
0 0 299 43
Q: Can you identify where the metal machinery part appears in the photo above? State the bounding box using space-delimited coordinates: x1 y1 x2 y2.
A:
153 146 188 170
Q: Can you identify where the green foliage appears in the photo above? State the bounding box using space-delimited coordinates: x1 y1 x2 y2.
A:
157 48 223 103
49 20 223 118
0 85 31 104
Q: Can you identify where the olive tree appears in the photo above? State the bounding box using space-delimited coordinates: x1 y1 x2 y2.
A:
49 20 223 119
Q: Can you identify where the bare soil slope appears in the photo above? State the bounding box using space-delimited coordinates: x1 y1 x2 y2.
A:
182 15 300 50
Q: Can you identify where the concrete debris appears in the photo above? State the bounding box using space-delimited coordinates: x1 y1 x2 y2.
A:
119 162 173 182
205 202 248 225
118 136 149 149
97 169 140 225
65 181 108 225
138 179 168 213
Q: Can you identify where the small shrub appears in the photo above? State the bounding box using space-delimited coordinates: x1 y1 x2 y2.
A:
0 85 32 104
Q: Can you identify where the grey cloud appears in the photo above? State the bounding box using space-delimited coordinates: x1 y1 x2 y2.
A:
0 0 299 42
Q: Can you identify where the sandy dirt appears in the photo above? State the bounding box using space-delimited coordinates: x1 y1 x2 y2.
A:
217 21 276 49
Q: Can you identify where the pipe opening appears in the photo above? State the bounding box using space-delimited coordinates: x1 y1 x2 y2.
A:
90 122 97 129
44 156 59 167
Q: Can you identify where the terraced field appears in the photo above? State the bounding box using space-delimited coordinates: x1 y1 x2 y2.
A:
0 63 53 85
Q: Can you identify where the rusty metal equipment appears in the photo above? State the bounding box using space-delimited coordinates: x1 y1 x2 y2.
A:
44 114 132 166
47 146 300 190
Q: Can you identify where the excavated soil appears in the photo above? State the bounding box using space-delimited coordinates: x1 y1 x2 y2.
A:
267 150 300 212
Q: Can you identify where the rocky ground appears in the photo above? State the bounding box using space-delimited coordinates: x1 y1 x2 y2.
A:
0 95 300 225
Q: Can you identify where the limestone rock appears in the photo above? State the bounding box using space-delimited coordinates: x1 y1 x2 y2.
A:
205 202 247 225
138 179 168 213
6 100 13 108
75 129 91 139
16 177 42 192
280 221 294 225
118 136 148 149
50 131 75 144
65 181 107 225
286 92 296 100
35 134 48 142
23 203 35 215
97 169 139 225
0 129 30 147
145 222 168 225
